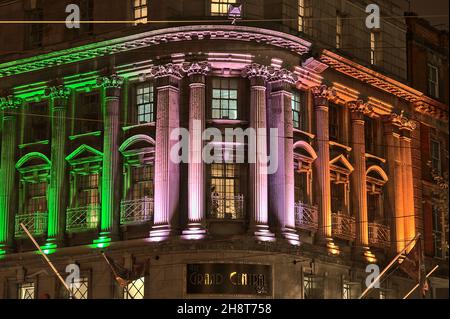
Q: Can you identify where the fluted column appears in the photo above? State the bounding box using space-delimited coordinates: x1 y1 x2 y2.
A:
242 64 275 241
348 100 375 260
97 74 124 241
46 86 71 247
149 64 183 241
0 96 21 253
311 85 338 251
182 62 210 239
268 69 299 245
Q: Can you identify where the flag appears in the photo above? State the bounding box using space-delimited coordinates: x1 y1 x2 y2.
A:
102 253 147 288
399 237 429 297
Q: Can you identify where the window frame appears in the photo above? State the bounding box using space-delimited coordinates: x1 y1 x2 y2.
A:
210 77 240 120
427 64 440 99
135 82 155 124
18 282 36 300
210 0 237 16
123 277 145 299
133 0 148 25
430 138 442 175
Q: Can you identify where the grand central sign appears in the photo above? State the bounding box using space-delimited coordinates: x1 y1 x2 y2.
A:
186 263 272 296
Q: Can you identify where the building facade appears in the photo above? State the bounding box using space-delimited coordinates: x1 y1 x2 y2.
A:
0 0 448 299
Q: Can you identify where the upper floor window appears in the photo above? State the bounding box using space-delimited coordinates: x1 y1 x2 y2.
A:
329 104 340 142
432 205 447 259
370 32 380 65
76 174 100 207
430 139 441 175
78 0 94 34
25 181 48 214
129 165 154 200
77 92 101 134
136 83 155 124
133 0 148 25
292 91 307 130
428 64 440 98
124 277 145 299
211 0 236 16
365 117 377 154
18 282 35 299
24 102 49 143
211 78 238 120
298 0 306 32
26 8 43 48
336 15 343 49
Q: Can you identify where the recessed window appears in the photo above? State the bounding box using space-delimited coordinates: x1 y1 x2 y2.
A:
133 0 148 25
77 92 100 133
77 174 100 207
336 15 343 49
370 32 380 65
136 83 154 124
25 181 48 214
26 8 43 48
292 91 306 130
69 276 89 299
428 64 439 98
129 165 154 200
298 0 305 32
210 0 236 16
211 78 238 120
430 139 441 175
365 117 377 154
303 274 323 299
342 283 351 299
432 206 446 259
124 277 145 299
18 282 35 299
25 102 49 143
78 0 94 34
329 104 340 142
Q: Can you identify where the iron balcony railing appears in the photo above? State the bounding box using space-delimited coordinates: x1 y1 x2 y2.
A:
209 194 245 220
120 197 154 225
66 205 100 232
294 202 319 231
369 223 391 248
332 212 356 241
15 212 48 237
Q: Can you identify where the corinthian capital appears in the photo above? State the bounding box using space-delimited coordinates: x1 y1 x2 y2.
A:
384 111 417 131
45 85 71 100
182 61 211 77
96 73 124 89
347 100 374 116
311 85 336 99
268 69 299 85
0 95 23 111
241 63 273 81
149 63 184 79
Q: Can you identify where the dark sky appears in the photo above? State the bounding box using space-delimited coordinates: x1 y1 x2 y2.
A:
400 0 449 30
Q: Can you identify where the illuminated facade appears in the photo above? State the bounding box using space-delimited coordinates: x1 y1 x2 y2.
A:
0 0 448 299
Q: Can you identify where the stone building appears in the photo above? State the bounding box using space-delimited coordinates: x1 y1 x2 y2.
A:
0 0 448 299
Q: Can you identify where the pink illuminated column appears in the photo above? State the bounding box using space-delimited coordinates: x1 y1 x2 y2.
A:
242 64 275 241
348 100 374 258
182 62 211 239
311 85 336 248
268 69 300 245
400 119 417 247
149 64 183 241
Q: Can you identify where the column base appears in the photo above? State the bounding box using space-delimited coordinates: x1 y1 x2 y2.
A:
181 223 207 240
353 246 377 263
316 235 340 255
251 225 276 242
280 227 300 246
149 224 173 242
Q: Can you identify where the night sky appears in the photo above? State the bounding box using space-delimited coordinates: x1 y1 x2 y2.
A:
401 0 449 31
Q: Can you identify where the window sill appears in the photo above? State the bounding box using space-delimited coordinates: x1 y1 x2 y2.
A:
329 141 352 152
122 122 155 131
365 153 386 163
69 131 102 141
18 140 49 149
207 119 249 126
294 128 315 139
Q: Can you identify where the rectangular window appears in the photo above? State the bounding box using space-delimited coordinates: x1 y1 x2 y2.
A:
430 139 441 175
26 8 43 48
298 0 305 32
292 91 306 130
124 277 145 299
303 274 323 299
336 15 343 49
77 92 100 133
342 283 351 299
331 182 346 214
78 0 94 34
69 276 89 299
211 0 236 16
432 206 444 259
26 182 48 214
25 102 49 143
77 174 99 207
329 104 340 142
370 32 380 65
428 64 439 98
133 0 148 24
129 165 154 200
136 83 155 124
211 78 238 120
18 282 35 299
294 171 309 204
365 117 377 154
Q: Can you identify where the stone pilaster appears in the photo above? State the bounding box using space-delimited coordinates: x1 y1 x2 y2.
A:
311 85 338 251
182 62 210 239
149 64 183 241
348 100 375 261
242 63 275 241
45 85 71 246
268 69 300 245
97 74 124 241
0 96 22 252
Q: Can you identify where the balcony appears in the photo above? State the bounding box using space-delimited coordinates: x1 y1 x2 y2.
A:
369 223 391 248
294 202 318 231
120 197 154 225
209 194 245 220
332 212 356 241
66 205 100 232
15 212 48 237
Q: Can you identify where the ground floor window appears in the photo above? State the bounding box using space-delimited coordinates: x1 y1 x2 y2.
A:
18 282 35 299
123 277 145 299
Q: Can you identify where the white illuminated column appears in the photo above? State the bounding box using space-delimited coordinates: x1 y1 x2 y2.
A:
182 62 211 239
242 64 275 241
149 64 183 241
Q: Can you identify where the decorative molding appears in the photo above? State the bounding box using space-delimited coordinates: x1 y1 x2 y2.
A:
241 63 273 80
268 68 299 84
0 95 23 110
347 100 375 116
148 63 184 79
182 61 211 77
311 85 336 100
384 111 417 130
96 74 124 89
44 85 71 100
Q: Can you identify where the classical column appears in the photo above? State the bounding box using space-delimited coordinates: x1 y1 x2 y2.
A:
149 64 183 241
348 100 375 260
268 69 300 245
383 115 405 253
242 64 275 241
0 96 21 253
46 86 71 247
311 85 338 251
182 62 210 239
399 117 417 248
97 74 124 242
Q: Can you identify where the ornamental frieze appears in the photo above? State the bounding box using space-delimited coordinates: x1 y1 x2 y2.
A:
0 96 23 111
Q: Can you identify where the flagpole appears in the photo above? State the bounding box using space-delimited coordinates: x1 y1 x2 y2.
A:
358 233 420 299
403 265 439 299
20 223 72 297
